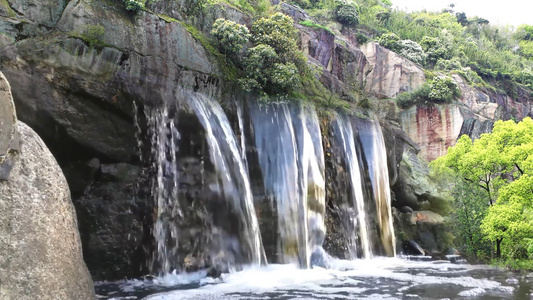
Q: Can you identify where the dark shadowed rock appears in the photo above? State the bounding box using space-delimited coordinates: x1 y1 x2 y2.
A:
0 122 95 300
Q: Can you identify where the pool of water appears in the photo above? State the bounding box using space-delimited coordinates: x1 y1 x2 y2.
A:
95 257 533 299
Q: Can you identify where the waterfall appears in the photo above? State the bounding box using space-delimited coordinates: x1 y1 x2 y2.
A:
332 115 371 259
249 101 326 268
186 93 265 266
356 117 396 257
144 105 182 274
139 94 396 275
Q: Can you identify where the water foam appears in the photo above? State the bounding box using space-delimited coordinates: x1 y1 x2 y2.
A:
140 258 514 300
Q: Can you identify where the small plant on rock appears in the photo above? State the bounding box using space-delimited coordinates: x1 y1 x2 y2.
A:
81 24 105 48
123 0 145 12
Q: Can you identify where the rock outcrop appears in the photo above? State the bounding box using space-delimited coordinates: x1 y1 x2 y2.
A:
361 42 426 99
399 74 533 161
0 73 94 299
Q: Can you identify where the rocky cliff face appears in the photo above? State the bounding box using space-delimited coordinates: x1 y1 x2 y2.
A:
399 74 533 161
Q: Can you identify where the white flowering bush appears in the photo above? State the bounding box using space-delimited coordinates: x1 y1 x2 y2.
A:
428 75 460 102
211 19 250 54
251 13 300 62
335 0 359 26
399 39 425 64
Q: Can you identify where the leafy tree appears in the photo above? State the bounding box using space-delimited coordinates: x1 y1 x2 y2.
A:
431 118 533 260
211 18 250 54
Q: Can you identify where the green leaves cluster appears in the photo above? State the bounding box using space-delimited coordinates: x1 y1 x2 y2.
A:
211 19 251 54
396 75 459 108
334 0 359 26
431 118 533 261
81 25 105 48
428 75 460 102
123 0 145 12
211 13 305 97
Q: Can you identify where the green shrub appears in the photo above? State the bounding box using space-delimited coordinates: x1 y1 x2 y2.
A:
335 0 359 26
123 0 145 12
420 36 450 66
377 32 401 52
251 13 300 62
428 75 461 102
355 32 369 44
435 57 462 71
211 18 250 54
81 24 105 48
240 44 299 95
396 83 431 108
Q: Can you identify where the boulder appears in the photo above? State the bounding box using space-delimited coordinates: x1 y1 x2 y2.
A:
0 122 94 300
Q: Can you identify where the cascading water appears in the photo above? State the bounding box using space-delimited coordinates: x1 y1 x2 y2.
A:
356 117 396 257
186 93 265 266
332 115 371 259
143 105 182 274
249 101 326 268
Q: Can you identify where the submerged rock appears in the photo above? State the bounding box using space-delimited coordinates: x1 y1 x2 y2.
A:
0 122 94 299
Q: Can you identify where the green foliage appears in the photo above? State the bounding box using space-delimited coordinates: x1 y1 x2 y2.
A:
519 40 533 59
355 32 369 44
299 20 333 34
428 75 460 102
335 0 359 26
81 25 105 48
211 18 250 54
123 0 145 12
395 83 430 108
251 13 301 63
420 36 450 67
211 13 305 97
377 32 400 52
431 118 533 261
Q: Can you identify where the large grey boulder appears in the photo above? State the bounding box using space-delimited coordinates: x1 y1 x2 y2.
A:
0 122 95 299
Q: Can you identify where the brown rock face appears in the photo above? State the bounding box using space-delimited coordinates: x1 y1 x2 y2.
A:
360 42 425 99
399 104 463 161
0 122 95 300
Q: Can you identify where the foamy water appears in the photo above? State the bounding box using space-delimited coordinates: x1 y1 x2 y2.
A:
96 258 530 300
